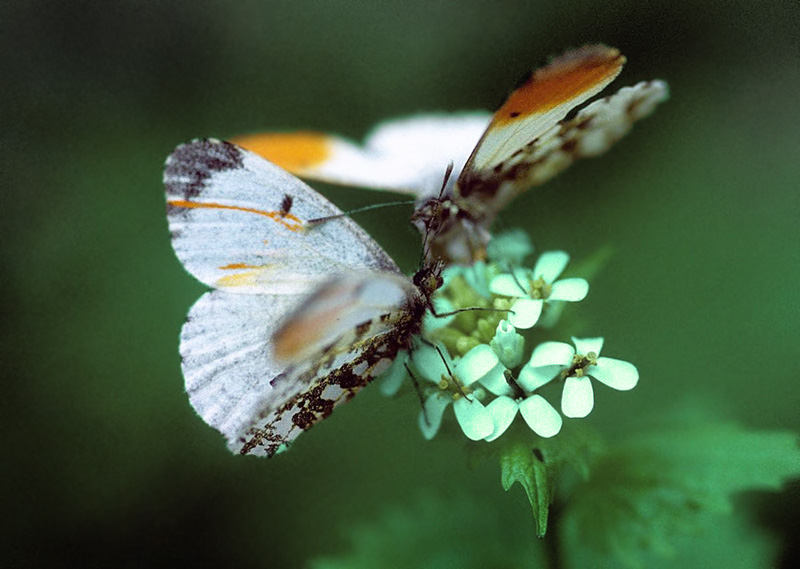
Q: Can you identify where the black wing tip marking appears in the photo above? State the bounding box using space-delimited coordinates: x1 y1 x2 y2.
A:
164 138 245 200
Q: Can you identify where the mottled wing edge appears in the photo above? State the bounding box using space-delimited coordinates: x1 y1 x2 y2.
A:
460 80 669 213
236 272 427 457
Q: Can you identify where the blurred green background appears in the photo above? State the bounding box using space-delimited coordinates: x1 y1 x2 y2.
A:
3 1 798 567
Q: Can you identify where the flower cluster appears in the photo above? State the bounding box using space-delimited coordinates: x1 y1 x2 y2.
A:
380 230 639 442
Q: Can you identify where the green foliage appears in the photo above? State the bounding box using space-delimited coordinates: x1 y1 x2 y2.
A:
501 441 553 538
499 425 601 537
309 493 547 569
560 413 800 568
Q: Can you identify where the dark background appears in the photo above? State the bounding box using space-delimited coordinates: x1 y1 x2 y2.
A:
3 1 798 567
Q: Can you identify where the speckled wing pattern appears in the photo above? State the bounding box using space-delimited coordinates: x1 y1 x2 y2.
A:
432 45 669 262
165 139 430 457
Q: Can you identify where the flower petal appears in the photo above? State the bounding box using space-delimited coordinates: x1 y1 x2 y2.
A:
411 343 451 384
484 396 519 442
561 376 594 418
519 395 563 438
489 274 529 298
377 350 409 396
533 250 569 282
461 260 492 299
592 357 639 390
507 298 543 329
453 397 494 441
517 364 559 392
550 278 589 302
527 341 574 368
418 394 451 440
486 229 533 265
571 337 604 357
490 320 524 369
455 344 499 385
479 363 513 396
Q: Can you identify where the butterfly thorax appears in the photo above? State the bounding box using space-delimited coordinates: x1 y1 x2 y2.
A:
411 196 492 265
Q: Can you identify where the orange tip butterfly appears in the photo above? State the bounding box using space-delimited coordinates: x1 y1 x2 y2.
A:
165 139 443 457
233 45 668 263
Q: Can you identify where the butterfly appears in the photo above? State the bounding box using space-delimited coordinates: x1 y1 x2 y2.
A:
233 45 668 264
165 138 443 457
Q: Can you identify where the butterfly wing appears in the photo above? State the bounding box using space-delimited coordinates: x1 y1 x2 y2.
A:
457 77 669 214
424 45 667 263
165 139 420 456
165 139 399 293
239 272 425 456
182 272 422 457
231 113 491 199
458 45 626 182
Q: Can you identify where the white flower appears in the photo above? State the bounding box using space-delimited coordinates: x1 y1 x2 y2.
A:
422 294 456 331
480 358 564 441
439 260 497 299
486 229 533 266
519 337 639 419
489 251 588 329
489 319 524 369
377 349 411 397
412 343 505 441
483 392 563 441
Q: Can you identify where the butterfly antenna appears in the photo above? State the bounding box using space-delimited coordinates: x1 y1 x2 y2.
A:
404 361 430 427
308 200 416 225
419 161 455 267
431 343 471 401
434 306 515 318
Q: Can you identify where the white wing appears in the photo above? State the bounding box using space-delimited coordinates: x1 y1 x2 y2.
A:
180 290 302 447
181 273 422 457
458 80 670 215
459 45 626 179
165 139 426 456
232 113 491 199
421 47 668 264
165 139 399 294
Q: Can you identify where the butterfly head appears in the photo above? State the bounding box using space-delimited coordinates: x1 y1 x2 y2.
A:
411 196 490 266
412 257 445 301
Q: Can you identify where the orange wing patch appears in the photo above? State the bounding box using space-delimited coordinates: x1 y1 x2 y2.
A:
215 270 264 288
167 199 304 232
494 45 625 125
220 262 261 270
461 45 629 176
232 132 332 174
272 305 342 363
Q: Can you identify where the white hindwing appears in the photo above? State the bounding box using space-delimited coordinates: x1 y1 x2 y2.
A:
182 273 420 457
165 139 424 456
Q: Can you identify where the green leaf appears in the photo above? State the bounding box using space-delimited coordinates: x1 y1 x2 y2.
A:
309 492 547 569
560 413 800 568
501 441 552 538
499 425 600 537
